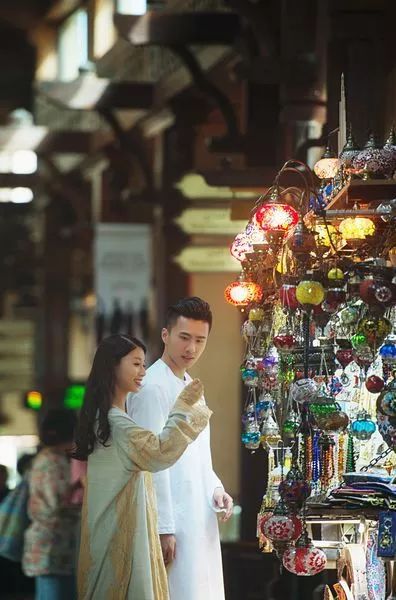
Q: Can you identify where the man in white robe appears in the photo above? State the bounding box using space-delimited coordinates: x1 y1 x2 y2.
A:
127 297 233 600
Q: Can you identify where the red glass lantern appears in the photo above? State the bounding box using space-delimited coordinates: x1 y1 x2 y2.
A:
254 202 299 234
283 531 327 576
280 284 299 310
261 500 303 543
224 279 263 307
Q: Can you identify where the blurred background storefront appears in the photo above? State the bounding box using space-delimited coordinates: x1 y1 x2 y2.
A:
0 1 395 598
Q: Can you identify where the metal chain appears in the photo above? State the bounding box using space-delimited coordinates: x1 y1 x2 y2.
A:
359 447 393 472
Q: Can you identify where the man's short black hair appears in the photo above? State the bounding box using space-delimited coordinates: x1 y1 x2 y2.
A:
165 297 212 332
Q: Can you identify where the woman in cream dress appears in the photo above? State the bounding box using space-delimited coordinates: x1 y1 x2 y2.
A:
73 334 210 600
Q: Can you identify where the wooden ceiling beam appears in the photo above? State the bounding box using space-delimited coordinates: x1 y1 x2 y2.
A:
38 76 154 111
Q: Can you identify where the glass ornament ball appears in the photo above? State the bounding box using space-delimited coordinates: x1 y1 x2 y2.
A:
283 539 327 576
254 202 299 233
290 378 318 404
366 375 385 394
296 280 325 307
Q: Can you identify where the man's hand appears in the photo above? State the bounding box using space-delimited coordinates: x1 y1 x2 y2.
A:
160 534 176 566
213 487 234 522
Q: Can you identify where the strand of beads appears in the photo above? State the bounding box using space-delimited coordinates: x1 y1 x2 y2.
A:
346 432 356 472
305 433 313 481
312 432 321 493
337 433 346 483
320 442 335 492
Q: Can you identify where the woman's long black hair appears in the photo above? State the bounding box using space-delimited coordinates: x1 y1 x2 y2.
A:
73 334 146 460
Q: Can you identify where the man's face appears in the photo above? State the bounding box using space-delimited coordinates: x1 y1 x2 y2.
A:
162 316 210 373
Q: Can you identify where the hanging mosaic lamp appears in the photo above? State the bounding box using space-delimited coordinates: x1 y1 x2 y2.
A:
376 379 396 418
290 378 319 404
254 188 299 236
230 231 252 262
225 274 263 308
273 328 297 350
313 146 340 179
339 216 375 243
296 280 325 307
339 126 360 169
351 411 376 440
283 410 300 436
278 465 311 512
283 529 327 576
353 132 394 178
261 499 303 543
286 217 316 258
359 276 395 307
313 223 339 248
261 413 282 447
357 316 392 348
245 219 267 245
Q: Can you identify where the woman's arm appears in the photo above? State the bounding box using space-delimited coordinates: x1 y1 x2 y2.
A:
114 379 211 472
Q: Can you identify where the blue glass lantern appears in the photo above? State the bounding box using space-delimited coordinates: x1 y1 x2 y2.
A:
351 411 376 440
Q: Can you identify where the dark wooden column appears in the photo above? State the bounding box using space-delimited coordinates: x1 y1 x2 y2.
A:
39 194 73 408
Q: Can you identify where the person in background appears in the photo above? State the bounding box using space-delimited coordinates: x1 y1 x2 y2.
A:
0 454 35 599
127 297 233 600
23 409 79 600
0 464 10 502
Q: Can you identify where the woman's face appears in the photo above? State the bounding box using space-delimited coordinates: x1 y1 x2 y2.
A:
115 347 146 394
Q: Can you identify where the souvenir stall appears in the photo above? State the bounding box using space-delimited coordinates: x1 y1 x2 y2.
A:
225 128 396 599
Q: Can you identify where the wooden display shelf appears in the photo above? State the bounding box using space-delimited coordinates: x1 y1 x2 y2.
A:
305 505 381 521
324 178 396 211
